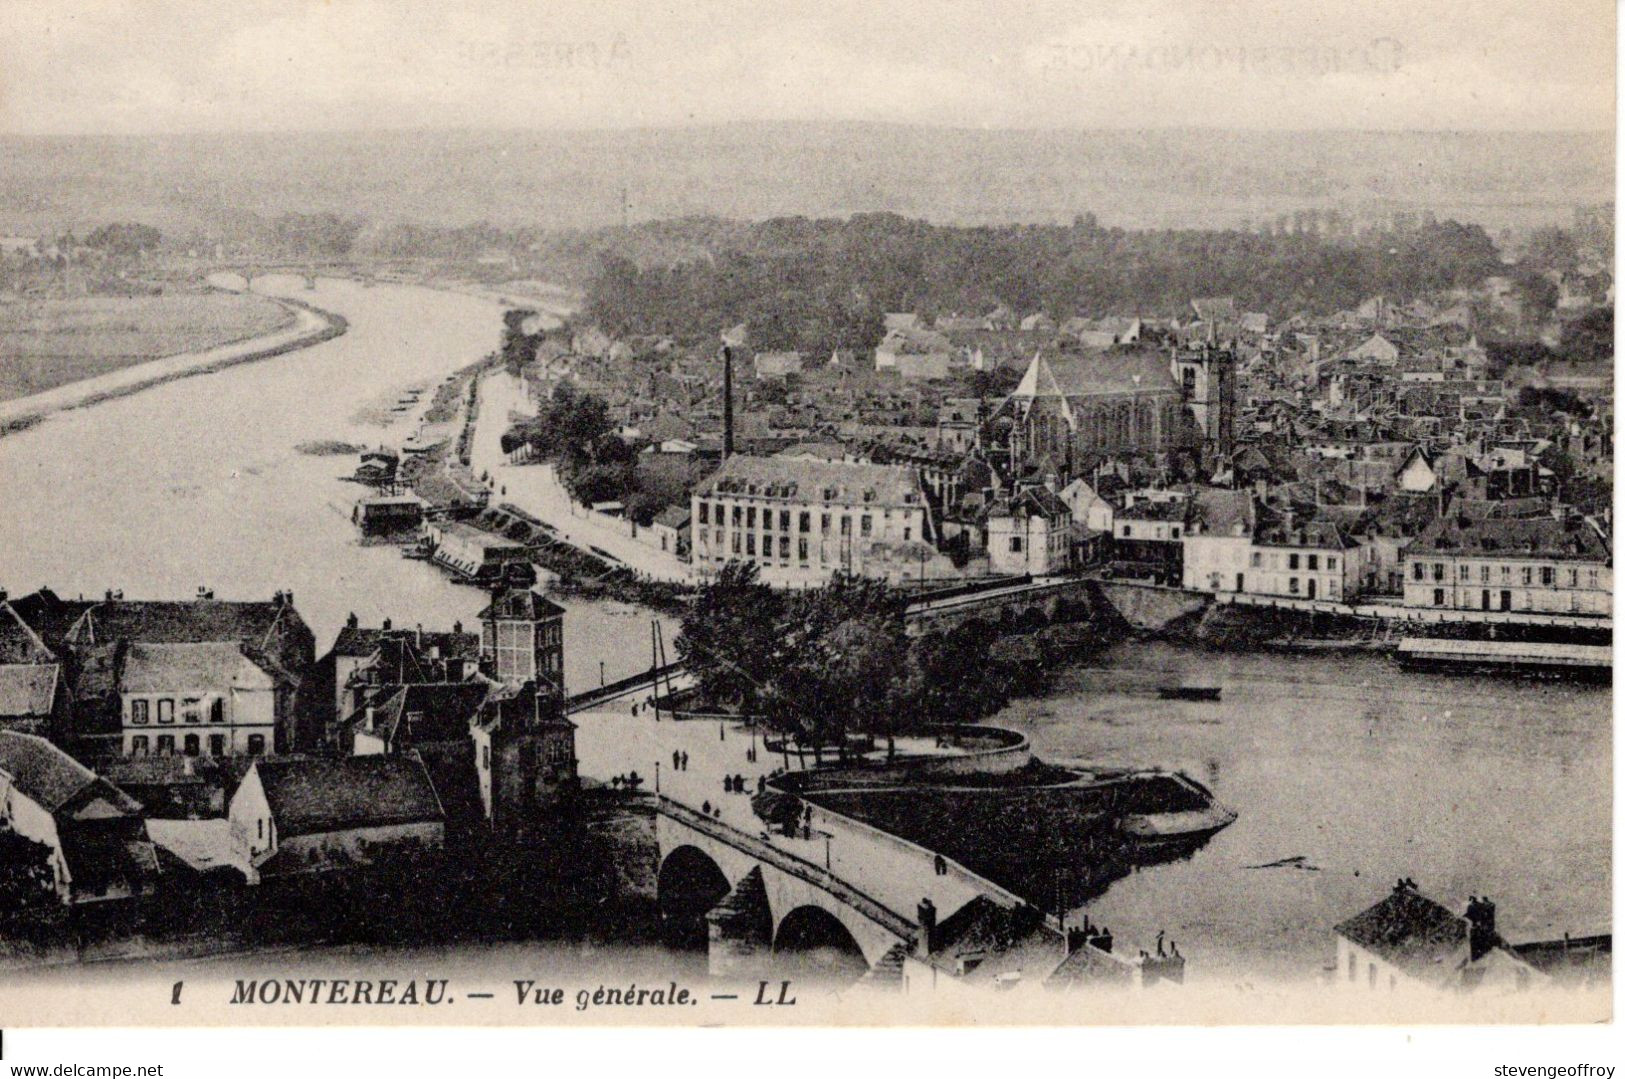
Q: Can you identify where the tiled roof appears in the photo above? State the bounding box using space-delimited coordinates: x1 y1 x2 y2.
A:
328 625 480 662
695 454 925 508
1334 886 1469 985
1011 350 1178 400
1411 515 1609 561
71 599 295 650
0 664 58 718
346 682 491 746
476 588 566 622
252 755 445 837
0 731 140 814
118 642 278 694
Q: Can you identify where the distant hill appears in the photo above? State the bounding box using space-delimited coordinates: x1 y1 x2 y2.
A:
0 123 1610 235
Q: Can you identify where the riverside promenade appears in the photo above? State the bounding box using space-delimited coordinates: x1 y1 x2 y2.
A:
467 370 692 582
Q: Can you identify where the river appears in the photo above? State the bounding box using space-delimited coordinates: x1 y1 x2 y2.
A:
994 640 1611 985
0 278 1608 993
0 274 669 695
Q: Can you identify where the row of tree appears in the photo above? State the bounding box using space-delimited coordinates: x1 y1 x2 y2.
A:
674 564 1033 753
579 213 1505 353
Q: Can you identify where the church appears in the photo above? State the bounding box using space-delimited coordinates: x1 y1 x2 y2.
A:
994 344 1234 480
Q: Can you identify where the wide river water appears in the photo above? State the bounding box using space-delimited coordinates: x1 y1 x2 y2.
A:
0 276 1608 991
0 275 670 695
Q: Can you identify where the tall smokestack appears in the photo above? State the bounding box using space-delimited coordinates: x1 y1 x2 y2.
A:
722 344 735 459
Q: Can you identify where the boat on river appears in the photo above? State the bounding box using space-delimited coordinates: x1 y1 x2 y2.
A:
1157 685 1222 701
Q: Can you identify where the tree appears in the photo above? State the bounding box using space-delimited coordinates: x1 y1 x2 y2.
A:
0 825 57 916
1559 307 1613 364
675 562 784 714
83 223 162 257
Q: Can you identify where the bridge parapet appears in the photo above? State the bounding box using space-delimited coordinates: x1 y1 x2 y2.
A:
657 796 919 948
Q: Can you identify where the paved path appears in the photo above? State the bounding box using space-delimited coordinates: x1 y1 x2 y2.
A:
468 372 691 582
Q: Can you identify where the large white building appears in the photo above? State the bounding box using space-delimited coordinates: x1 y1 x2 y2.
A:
1401 515 1611 616
691 455 936 582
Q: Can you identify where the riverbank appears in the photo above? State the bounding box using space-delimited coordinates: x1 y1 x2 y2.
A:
0 293 348 436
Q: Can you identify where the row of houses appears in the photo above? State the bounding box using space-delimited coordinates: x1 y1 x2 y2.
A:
0 581 581 907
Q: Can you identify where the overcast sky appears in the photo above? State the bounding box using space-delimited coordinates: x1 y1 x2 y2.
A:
0 0 1613 135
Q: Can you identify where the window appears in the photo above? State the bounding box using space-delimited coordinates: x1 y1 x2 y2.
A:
699 502 709 525
1459 564 1471 581
157 734 175 756
1011 537 1023 553
157 699 174 724
1480 565 1490 584
821 513 831 532
208 734 225 757
731 532 741 554
1587 569 1599 588
257 819 264 840
1171 526 1181 539
1434 588 1445 606
182 697 201 724
1307 554 1318 571
1433 563 1445 583
780 511 790 531
1412 562 1424 581
130 699 149 725
745 534 755 556
1568 569 1579 588
798 538 809 563
184 734 200 756
1288 554 1300 570
1289 577 1299 594
1251 552 1262 568
731 506 741 526
903 527 911 541
209 698 224 723
1540 566 1554 586
799 512 810 533
1521 567 1533 586
861 515 872 537
1122 525 1132 538
131 735 149 757
779 536 790 560
482 744 490 769
495 621 535 679
1328 557 1337 571
247 734 265 756
746 507 756 528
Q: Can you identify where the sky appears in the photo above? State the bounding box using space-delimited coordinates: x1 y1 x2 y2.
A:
0 0 1614 135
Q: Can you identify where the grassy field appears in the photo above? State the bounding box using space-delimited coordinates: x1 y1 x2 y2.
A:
0 292 294 402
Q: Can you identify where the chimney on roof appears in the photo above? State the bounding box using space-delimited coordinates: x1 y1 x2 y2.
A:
453 620 463 635
105 589 115 602
346 612 359 629
382 617 392 631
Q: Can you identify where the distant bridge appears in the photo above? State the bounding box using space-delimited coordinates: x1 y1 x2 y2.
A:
901 575 1094 636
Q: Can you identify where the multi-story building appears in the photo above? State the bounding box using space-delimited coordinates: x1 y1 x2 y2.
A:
1245 518 1363 602
986 485 1072 575
116 641 291 759
478 586 566 691
1401 515 1611 616
690 455 935 582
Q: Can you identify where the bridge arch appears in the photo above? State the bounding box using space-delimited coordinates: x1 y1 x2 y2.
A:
657 844 731 949
773 904 870 985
